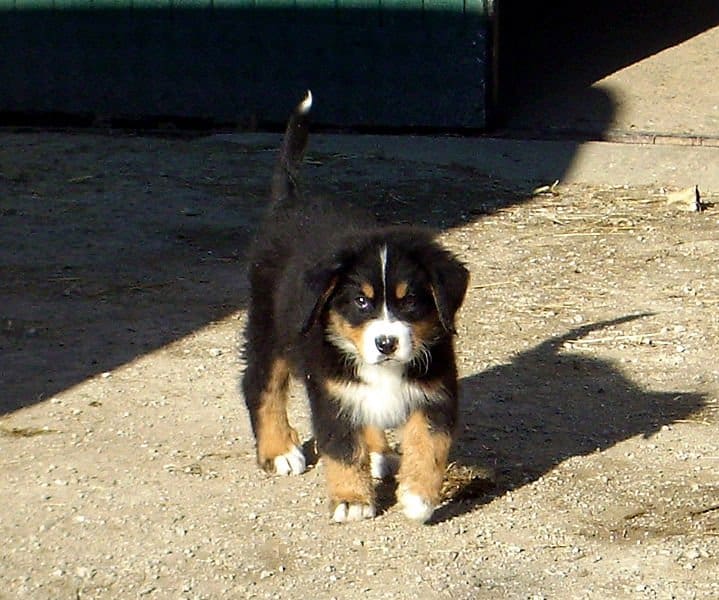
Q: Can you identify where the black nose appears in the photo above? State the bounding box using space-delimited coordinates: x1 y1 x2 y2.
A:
375 335 399 355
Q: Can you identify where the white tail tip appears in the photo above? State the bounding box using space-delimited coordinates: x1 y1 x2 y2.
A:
298 89 313 114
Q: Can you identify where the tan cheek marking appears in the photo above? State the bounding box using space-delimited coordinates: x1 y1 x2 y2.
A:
254 358 299 471
397 411 453 506
395 281 409 300
360 281 375 300
327 310 367 353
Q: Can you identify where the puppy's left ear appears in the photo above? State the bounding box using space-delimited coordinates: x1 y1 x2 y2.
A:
426 249 469 335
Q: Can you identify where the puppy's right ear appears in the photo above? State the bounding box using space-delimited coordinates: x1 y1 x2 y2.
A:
300 262 342 335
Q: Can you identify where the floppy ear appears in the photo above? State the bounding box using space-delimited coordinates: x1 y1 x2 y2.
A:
298 244 358 334
300 266 340 334
426 249 469 335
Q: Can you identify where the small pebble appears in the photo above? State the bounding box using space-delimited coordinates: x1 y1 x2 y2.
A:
75 566 92 579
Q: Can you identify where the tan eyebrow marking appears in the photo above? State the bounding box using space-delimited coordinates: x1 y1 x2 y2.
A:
395 281 409 300
360 282 375 299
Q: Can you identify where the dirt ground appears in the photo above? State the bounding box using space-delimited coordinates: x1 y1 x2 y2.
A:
1 132 718 599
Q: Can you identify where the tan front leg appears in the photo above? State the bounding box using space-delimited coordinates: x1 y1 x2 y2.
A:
397 411 452 523
324 451 376 523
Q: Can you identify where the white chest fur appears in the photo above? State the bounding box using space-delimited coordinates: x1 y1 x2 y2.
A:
330 362 432 429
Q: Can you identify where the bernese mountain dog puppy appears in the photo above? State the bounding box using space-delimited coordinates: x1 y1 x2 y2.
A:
242 91 469 524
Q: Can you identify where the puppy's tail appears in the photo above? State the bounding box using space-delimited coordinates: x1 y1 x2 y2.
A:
271 90 312 206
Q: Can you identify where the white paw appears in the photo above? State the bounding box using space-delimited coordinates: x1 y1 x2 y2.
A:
332 502 376 523
370 452 400 479
398 488 434 523
273 445 306 476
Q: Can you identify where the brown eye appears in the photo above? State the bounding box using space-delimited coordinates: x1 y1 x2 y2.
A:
355 294 372 311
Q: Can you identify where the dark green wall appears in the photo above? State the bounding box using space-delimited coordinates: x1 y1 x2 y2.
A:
0 1 494 128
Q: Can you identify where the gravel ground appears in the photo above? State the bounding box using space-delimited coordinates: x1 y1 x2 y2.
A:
1 132 718 599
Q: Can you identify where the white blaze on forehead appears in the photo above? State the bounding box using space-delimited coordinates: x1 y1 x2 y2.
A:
380 244 388 286
379 244 389 319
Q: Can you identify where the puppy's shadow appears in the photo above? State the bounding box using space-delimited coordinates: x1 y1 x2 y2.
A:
431 315 706 524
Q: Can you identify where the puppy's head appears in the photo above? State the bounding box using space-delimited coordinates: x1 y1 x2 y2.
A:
302 232 469 369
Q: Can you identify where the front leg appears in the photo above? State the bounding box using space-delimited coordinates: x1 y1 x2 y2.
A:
397 410 453 523
308 378 376 523
324 449 376 523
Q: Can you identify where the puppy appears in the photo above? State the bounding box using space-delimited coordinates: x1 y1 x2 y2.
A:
242 91 469 523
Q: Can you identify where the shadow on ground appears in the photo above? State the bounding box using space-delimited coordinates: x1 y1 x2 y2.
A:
432 316 706 523
498 0 719 137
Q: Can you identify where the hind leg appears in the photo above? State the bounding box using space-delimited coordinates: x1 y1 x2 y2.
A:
242 294 305 475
